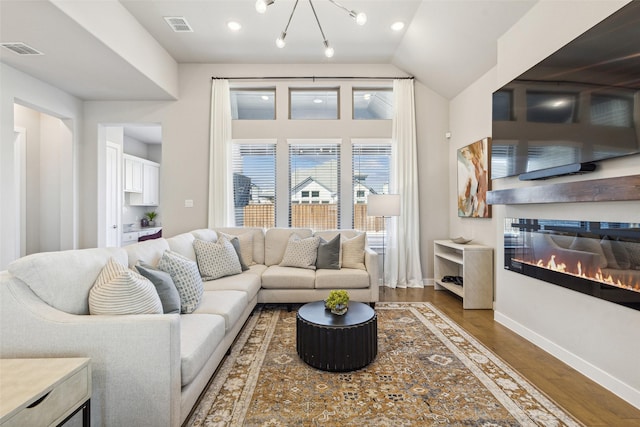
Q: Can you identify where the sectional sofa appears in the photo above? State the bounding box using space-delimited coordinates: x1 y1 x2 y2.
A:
0 227 378 427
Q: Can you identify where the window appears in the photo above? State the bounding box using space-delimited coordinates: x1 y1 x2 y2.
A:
526 91 578 123
289 142 340 230
232 142 276 227
353 88 393 119
352 143 392 250
591 94 633 127
230 88 275 120
290 88 339 119
492 90 513 121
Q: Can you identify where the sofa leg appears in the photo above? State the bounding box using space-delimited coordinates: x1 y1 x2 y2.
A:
369 302 376 309
226 348 232 356
287 304 292 313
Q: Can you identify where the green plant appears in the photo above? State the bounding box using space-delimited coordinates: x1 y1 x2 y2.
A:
325 289 349 309
144 211 158 221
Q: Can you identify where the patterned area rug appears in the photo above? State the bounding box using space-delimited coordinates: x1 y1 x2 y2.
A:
187 302 582 426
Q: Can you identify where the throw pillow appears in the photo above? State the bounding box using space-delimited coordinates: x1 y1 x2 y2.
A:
342 233 366 270
280 235 321 270
193 237 243 280
135 262 181 314
219 233 249 271
89 258 163 315
157 250 204 314
316 234 341 270
220 231 255 266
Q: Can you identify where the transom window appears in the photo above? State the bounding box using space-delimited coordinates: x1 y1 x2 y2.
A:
290 88 339 119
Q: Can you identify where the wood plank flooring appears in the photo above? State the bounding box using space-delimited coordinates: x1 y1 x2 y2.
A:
380 286 640 426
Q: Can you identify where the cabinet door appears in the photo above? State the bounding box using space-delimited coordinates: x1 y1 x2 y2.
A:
123 156 143 193
144 163 159 205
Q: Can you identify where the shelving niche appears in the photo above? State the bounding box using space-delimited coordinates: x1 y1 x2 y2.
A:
433 240 494 309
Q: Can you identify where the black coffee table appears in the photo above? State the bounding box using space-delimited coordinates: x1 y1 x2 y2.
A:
296 301 377 372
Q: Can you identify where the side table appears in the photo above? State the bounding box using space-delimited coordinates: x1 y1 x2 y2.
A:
297 301 377 372
0 358 91 427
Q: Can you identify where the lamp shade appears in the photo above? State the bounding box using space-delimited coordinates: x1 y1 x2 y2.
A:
367 194 400 217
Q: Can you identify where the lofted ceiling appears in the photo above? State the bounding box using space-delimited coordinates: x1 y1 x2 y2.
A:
0 0 537 101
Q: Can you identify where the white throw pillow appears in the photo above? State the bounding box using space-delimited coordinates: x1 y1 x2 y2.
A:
193 237 242 280
220 232 255 266
341 233 366 270
89 258 163 315
280 235 321 270
157 250 204 314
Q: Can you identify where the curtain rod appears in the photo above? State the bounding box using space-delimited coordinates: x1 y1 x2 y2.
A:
211 76 413 81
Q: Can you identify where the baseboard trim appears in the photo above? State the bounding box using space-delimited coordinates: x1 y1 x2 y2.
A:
494 311 640 410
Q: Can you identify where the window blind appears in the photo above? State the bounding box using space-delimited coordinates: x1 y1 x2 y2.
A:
232 142 276 227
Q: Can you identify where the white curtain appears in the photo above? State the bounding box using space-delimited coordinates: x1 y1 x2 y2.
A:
208 79 234 227
388 79 423 288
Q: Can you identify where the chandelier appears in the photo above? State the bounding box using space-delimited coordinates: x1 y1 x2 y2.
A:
255 0 367 58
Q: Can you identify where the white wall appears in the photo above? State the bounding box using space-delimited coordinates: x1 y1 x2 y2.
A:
449 0 640 408
0 63 82 269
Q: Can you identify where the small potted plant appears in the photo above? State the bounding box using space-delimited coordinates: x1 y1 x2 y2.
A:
325 289 349 315
144 211 158 227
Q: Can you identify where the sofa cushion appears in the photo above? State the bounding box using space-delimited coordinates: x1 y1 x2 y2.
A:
202 271 261 301
341 233 367 270
125 238 170 268
315 268 370 289
179 314 226 386
7 247 127 315
264 228 312 266
167 232 196 261
157 250 203 314
135 263 181 314
316 235 341 270
193 290 248 331
261 265 316 289
214 227 265 265
193 237 242 280
191 228 218 242
280 235 321 270
89 258 163 315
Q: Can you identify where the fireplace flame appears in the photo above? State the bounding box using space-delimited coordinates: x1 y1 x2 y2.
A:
519 253 640 294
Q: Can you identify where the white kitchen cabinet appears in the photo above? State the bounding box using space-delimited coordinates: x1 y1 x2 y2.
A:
129 160 160 206
123 154 143 193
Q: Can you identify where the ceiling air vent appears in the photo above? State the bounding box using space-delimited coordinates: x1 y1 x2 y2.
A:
164 16 193 32
1 42 43 55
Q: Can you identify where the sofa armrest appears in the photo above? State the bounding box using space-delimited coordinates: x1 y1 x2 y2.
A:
0 275 181 427
364 248 380 301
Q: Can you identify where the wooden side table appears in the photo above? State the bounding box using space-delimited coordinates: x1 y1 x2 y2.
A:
0 358 91 427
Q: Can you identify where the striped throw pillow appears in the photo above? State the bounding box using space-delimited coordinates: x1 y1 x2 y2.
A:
89 258 163 315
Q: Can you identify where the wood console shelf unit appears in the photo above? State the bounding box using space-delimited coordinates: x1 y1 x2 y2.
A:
434 240 493 309
487 174 640 205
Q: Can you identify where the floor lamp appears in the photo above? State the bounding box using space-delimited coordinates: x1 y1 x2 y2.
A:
367 194 401 286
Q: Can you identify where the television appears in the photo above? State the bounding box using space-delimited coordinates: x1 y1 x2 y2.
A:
491 1 640 180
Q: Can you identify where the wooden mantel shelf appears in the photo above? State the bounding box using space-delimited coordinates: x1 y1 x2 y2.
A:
487 174 640 205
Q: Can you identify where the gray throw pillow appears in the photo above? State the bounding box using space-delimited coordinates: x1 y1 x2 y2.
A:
227 236 249 271
136 263 181 314
316 234 341 269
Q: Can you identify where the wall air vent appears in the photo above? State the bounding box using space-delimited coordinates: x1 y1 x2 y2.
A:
164 16 193 32
1 42 43 55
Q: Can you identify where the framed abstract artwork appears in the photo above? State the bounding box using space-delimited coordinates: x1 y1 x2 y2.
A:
457 137 491 218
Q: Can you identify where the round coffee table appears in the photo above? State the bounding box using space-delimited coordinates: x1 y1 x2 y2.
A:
296 301 377 372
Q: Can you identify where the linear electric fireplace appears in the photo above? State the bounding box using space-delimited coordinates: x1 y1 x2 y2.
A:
504 218 640 311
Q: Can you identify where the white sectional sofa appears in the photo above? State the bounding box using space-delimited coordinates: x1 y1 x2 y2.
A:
0 227 378 427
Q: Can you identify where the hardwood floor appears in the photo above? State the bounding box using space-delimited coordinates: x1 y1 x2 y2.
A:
380 286 640 426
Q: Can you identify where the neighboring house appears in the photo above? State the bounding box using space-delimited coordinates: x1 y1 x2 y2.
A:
353 177 378 204
291 177 336 204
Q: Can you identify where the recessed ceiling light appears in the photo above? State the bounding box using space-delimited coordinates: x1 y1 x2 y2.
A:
390 21 405 31
227 21 242 31
261 95 269 101
363 93 372 100
313 98 323 104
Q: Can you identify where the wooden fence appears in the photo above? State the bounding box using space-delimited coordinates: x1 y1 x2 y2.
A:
242 203 385 232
